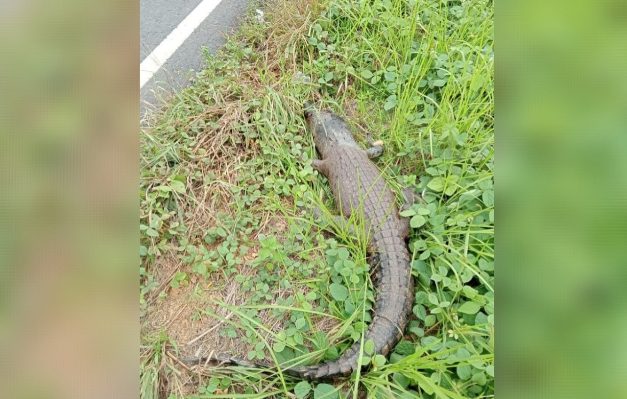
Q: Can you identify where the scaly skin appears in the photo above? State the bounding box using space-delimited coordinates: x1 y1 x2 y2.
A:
183 104 414 380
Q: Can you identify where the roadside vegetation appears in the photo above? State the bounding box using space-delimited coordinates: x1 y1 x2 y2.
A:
140 0 493 398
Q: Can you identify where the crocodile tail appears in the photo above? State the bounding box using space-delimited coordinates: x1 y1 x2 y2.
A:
181 314 401 380
180 350 354 380
180 352 323 379
181 353 274 370
292 311 409 379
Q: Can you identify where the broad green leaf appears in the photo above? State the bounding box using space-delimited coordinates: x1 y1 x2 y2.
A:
410 215 426 228
462 285 478 299
149 215 161 229
399 209 416 217
294 381 311 399
155 185 172 192
393 372 410 388
417 207 431 215
344 299 355 314
192 263 207 276
333 259 344 273
384 100 396 111
458 301 481 314
360 69 373 79
394 340 415 356
294 332 304 345
169 180 186 194
413 304 426 320
427 177 445 192
329 283 348 301
457 364 472 380
475 312 488 325
384 95 397 111
444 183 457 196
314 383 338 399
479 258 494 271
364 339 375 355
273 341 286 353
372 354 386 367
145 227 159 237
295 318 307 330
470 74 486 93
205 377 220 393
384 71 397 81
472 371 487 385
482 190 494 207
456 348 471 360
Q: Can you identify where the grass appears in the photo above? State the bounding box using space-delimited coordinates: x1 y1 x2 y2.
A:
140 0 494 397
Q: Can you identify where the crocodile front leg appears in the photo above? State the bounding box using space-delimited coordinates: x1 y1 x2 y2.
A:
365 140 384 159
312 159 329 176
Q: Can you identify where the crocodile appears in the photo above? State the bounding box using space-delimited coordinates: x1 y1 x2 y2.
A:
183 103 415 380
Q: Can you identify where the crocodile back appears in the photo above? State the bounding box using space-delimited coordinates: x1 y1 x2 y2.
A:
324 145 399 232
304 144 414 378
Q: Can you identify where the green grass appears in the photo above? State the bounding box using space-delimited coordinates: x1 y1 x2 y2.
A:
140 0 493 397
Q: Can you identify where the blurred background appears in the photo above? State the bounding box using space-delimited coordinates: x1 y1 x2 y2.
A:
0 0 626 398
0 0 138 397
498 0 627 398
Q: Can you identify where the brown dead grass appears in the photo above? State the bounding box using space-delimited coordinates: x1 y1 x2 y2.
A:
260 0 320 74
169 0 316 238
144 253 250 359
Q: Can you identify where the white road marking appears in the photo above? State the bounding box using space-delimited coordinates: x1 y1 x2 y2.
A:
140 0 223 88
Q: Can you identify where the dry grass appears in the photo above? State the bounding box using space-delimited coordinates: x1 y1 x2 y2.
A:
260 0 320 73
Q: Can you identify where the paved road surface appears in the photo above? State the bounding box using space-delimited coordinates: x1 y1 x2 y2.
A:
140 0 252 119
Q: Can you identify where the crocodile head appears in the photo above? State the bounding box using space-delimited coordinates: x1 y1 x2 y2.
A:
304 102 358 158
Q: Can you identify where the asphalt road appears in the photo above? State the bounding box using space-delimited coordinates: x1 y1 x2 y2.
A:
140 0 251 119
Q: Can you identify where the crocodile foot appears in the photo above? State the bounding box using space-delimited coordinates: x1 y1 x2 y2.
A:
366 140 384 159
